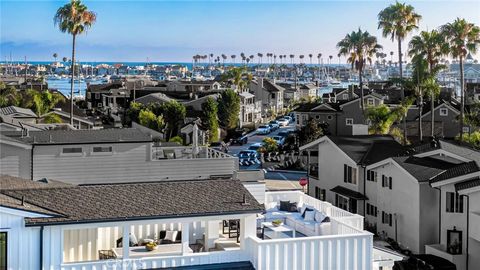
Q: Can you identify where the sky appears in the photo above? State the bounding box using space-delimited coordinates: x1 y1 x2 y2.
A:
1 0 479 62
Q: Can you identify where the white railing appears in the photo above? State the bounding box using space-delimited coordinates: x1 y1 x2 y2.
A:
265 191 364 231
206 147 232 159
245 232 373 270
60 250 249 270
151 146 235 160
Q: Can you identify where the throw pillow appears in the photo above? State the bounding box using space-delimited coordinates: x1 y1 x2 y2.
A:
164 230 178 242
304 210 315 221
302 208 314 218
279 200 290 211
322 217 330 223
314 211 326 223
288 202 298 212
129 233 138 246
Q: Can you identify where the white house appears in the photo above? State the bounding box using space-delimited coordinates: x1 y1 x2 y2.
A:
249 78 285 117
0 175 400 270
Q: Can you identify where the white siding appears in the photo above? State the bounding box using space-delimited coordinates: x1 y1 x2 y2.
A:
0 208 41 270
31 143 236 185
243 182 266 204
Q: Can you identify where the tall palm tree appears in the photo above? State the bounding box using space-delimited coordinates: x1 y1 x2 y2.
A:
440 18 480 139
408 30 448 138
27 89 65 123
231 54 236 64
378 1 421 142
337 28 383 115
54 0 96 126
62 56 68 63
53 53 58 62
289 54 294 65
308 54 313 65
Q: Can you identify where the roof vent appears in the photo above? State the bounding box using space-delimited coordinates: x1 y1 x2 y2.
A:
21 195 26 206
241 194 250 206
38 178 49 183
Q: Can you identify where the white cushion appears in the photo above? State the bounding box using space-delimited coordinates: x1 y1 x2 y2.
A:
304 210 315 221
164 230 178 242
266 202 278 210
315 211 326 223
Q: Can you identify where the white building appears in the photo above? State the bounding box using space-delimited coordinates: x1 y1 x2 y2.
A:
0 175 401 270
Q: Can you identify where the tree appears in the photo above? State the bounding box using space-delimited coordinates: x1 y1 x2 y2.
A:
27 90 65 120
365 104 406 135
222 67 252 91
54 0 96 126
408 30 448 138
298 118 324 145
456 131 480 149
409 56 429 141
261 137 278 153
138 109 164 132
201 97 219 142
337 28 382 115
126 102 144 124
0 86 21 107
53 53 58 62
440 18 480 139
217 89 240 130
378 1 422 142
465 102 480 130
161 100 186 139
43 113 63 124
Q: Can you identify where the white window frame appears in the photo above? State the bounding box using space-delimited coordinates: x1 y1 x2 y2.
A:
61 147 83 157
91 146 113 156
346 118 353 126
342 93 348 100
440 108 448 116
367 98 374 106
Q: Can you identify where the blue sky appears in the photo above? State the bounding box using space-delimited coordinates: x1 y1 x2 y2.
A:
1 0 479 62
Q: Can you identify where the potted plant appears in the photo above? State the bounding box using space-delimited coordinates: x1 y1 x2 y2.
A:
145 241 158 251
272 219 283 227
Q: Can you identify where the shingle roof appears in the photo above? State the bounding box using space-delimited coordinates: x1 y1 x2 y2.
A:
134 92 173 105
2 179 264 226
411 139 480 165
263 79 285 93
15 128 152 145
455 177 480 191
328 135 400 164
330 186 368 200
430 161 479 183
0 106 37 118
361 141 407 165
392 156 458 182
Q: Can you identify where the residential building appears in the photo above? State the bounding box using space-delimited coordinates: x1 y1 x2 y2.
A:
249 78 285 117
239 91 262 127
0 175 400 270
0 128 237 184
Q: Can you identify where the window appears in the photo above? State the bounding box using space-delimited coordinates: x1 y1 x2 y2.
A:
335 194 349 211
367 170 377 182
62 147 82 154
382 211 392 225
95 93 100 99
344 164 357 184
440 108 448 116
342 93 348 100
367 98 374 106
346 118 353 126
447 228 462 255
381 175 392 189
0 232 6 270
446 192 464 213
315 115 320 120
327 115 333 120
271 93 276 99
389 177 393 190
93 146 112 153
315 187 326 201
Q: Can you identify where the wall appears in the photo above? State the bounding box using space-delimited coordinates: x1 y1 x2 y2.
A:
367 162 424 253
467 191 480 270
0 208 41 270
418 183 440 253
0 143 31 179
31 143 237 185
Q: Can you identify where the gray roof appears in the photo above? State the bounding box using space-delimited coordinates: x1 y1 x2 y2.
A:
2 179 263 226
134 92 173 106
392 156 457 182
412 139 480 165
328 135 402 164
430 161 479 183
455 177 480 192
14 128 152 145
0 106 37 118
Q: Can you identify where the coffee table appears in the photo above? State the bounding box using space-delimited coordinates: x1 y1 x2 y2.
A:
261 221 296 239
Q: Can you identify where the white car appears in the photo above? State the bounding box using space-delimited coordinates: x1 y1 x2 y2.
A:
256 125 271 135
283 116 293 123
276 118 289 127
271 135 285 146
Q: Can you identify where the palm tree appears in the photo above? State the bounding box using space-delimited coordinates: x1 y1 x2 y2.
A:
62 56 68 63
408 30 448 138
308 54 313 65
289 54 294 64
231 54 236 64
27 89 65 123
440 18 480 138
54 0 96 126
53 53 58 63
337 28 383 115
378 1 421 142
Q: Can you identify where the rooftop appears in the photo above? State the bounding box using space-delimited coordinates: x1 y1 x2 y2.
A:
328 135 401 164
392 156 458 182
1 179 264 226
430 161 479 183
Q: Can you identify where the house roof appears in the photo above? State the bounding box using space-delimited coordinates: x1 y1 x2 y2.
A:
263 79 285 93
0 106 37 118
330 186 368 200
411 139 480 165
1 179 264 226
328 135 400 164
429 161 479 183
392 156 458 182
361 141 407 165
134 92 173 105
455 177 480 192
15 128 152 145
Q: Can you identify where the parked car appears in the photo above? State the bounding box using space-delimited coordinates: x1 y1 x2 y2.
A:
283 116 293 123
271 135 285 146
256 125 271 135
238 150 259 162
248 143 263 151
276 118 289 127
230 130 249 145
269 120 280 130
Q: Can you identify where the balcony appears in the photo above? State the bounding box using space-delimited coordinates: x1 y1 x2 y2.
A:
425 244 466 269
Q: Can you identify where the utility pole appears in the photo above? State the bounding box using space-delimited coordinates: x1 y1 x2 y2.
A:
24 56 28 84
